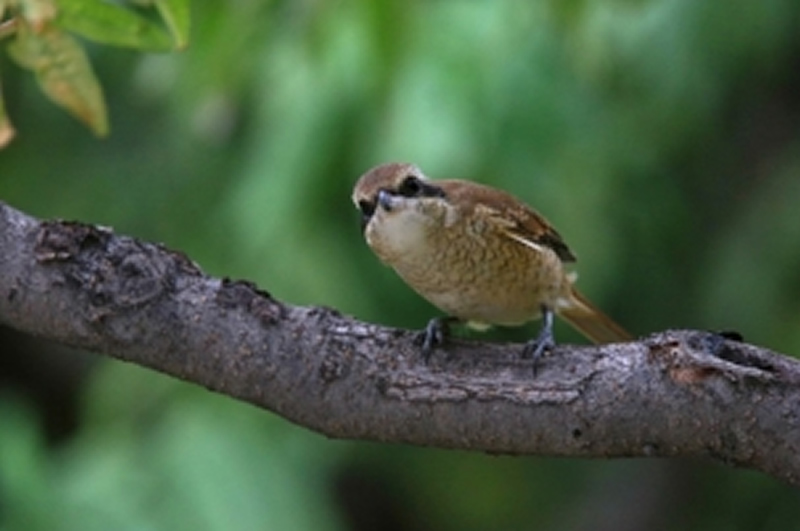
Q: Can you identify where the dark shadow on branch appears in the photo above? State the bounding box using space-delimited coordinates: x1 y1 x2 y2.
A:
1 201 799 487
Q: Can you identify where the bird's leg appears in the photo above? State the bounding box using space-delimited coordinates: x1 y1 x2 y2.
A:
418 316 460 362
522 305 555 375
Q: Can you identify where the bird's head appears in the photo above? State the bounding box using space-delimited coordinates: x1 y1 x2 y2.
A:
351 162 450 260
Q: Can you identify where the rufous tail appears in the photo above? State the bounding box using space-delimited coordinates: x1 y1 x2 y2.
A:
558 288 632 344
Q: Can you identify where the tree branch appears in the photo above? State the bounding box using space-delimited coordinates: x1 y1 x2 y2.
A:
1 200 799 487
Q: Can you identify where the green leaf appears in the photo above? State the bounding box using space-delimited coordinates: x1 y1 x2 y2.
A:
0 15 15 41
155 0 190 50
0 78 16 148
7 19 108 136
56 0 174 52
16 0 58 29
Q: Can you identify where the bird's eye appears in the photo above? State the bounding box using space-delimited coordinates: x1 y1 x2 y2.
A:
397 176 423 197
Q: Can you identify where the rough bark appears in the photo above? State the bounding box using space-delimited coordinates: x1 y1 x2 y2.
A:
1 200 799 487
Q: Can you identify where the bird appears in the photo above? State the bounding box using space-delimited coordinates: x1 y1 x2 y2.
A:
351 162 631 371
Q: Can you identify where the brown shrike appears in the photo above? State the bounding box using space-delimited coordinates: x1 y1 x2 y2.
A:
352 162 631 371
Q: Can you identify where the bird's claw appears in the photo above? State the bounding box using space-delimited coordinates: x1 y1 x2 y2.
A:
417 316 455 363
522 305 555 376
522 334 554 376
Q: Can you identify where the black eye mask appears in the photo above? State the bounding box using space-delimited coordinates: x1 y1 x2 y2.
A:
358 200 376 232
396 175 445 199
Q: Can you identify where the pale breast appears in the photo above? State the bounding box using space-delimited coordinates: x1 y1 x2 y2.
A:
387 217 573 326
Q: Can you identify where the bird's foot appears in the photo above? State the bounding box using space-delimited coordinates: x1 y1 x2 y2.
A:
521 306 555 376
417 316 458 363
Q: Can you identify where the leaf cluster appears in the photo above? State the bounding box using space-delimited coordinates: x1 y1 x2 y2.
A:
0 0 189 146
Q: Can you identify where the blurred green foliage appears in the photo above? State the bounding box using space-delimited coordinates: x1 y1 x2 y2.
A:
2 1 800 529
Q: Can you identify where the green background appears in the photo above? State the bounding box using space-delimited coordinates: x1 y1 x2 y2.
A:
2 1 800 529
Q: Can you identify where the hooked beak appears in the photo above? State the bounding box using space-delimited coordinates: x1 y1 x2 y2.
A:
377 189 395 212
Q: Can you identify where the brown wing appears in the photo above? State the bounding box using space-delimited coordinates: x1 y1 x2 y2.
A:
503 204 576 262
439 179 576 263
